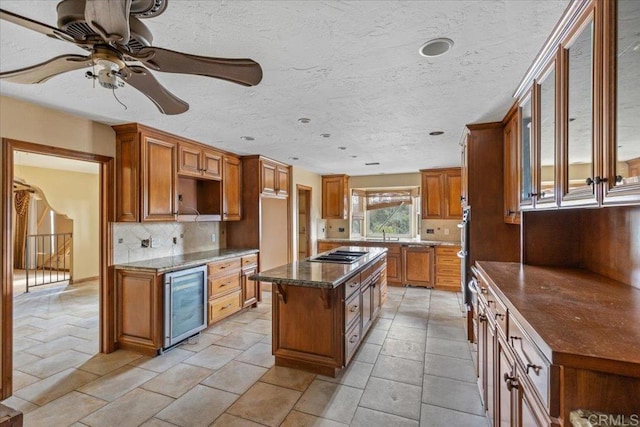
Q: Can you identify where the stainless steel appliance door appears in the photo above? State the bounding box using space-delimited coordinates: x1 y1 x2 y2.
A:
164 264 207 348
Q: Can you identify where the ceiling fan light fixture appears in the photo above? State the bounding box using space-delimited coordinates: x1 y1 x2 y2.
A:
429 131 444 136
419 38 454 58
240 136 255 141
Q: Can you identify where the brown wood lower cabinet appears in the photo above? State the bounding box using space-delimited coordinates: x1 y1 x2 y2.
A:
401 245 434 287
272 254 386 376
475 262 640 426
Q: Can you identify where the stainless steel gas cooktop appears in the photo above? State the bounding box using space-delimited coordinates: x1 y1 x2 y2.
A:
308 250 368 264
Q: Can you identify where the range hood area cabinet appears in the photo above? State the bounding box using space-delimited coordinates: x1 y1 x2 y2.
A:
322 174 349 219
420 168 462 220
113 123 242 222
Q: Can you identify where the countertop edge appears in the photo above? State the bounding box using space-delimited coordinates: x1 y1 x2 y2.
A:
113 248 259 274
318 238 460 246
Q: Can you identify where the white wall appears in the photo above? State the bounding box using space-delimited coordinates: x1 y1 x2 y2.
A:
291 167 323 260
14 165 100 281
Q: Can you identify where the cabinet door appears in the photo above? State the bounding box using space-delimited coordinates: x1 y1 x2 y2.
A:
361 285 372 334
260 161 277 195
116 270 162 352
535 63 558 208
385 252 402 285
401 246 434 287
477 305 488 409
223 156 242 221
486 316 496 425
421 172 444 219
177 143 202 178
519 92 534 210
242 266 258 307
497 337 516 427
444 170 462 219
276 166 289 197
202 150 222 180
504 113 520 224
322 175 348 219
142 135 177 221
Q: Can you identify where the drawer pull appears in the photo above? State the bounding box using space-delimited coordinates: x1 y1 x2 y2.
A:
487 300 494 306
495 313 505 320
526 363 542 375
221 303 233 310
349 282 359 288
509 335 522 347
478 314 487 322
503 373 519 391
220 282 230 287
349 305 359 312
349 334 359 344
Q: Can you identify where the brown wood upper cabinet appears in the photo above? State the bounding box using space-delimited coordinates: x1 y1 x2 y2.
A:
322 174 349 219
509 0 640 211
503 109 520 224
222 156 242 221
114 123 178 222
177 141 222 180
420 168 462 219
260 159 290 198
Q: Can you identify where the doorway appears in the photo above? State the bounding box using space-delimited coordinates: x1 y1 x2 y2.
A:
1 139 114 399
297 185 312 259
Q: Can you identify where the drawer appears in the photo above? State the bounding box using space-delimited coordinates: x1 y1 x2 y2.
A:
509 315 550 408
436 257 461 267
345 320 361 364
436 265 460 276
435 246 460 257
345 291 360 328
208 290 242 324
208 258 241 277
486 287 507 337
209 272 241 297
345 274 361 299
241 253 258 268
436 276 459 286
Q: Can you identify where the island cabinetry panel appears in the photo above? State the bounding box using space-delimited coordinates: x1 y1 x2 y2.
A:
322 174 349 219
207 257 242 325
115 269 163 356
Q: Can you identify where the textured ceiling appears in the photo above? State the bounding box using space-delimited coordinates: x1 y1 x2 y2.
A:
0 0 569 176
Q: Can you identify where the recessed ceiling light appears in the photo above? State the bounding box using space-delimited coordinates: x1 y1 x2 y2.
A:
240 136 254 141
419 38 454 57
338 146 347 150
429 131 444 136
289 157 299 161
320 133 331 138
365 162 380 166
351 155 358 158
298 118 311 124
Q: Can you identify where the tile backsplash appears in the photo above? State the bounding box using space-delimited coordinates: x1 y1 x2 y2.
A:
421 219 461 242
112 221 224 264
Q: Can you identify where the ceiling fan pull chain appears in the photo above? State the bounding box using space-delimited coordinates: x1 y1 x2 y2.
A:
111 87 128 111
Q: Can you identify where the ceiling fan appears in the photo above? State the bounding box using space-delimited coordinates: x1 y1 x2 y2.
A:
0 0 263 115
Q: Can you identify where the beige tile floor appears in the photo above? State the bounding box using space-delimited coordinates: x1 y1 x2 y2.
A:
3 281 488 427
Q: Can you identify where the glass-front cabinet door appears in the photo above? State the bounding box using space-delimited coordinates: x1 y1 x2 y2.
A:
535 61 558 207
519 92 534 209
602 0 640 204
562 12 597 206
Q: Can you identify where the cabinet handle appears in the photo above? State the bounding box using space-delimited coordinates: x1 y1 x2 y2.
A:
509 335 521 347
349 282 359 288
594 176 607 185
586 177 594 186
495 312 505 321
527 192 538 197
616 175 624 183
487 300 494 306
221 303 233 310
526 363 542 375
349 305 359 312
478 314 487 322
349 334 359 344
540 191 546 197
505 209 515 216
503 372 519 391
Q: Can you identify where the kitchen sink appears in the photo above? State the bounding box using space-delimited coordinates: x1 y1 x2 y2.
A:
309 250 368 264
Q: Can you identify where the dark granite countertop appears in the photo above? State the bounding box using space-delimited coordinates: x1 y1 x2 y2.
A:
251 246 387 289
113 248 259 274
476 261 640 377
319 238 460 247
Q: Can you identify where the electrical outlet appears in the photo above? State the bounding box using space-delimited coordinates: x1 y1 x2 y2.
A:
444 228 450 235
173 237 178 244
178 194 183 201
211 234 216 243
426 229 435 234
141 238 150 248
118 238 123 244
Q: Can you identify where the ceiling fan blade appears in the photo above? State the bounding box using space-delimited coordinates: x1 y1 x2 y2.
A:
118 65 189 115
0 8 79 43
126 46 263 86
0 54 92 84
84 0 132 43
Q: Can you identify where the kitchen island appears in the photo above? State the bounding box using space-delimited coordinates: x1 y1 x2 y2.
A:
251 246 387 376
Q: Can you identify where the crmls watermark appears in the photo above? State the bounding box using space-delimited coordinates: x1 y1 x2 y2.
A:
586 414 640 426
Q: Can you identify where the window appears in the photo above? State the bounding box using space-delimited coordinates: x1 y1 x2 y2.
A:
351 188 419 238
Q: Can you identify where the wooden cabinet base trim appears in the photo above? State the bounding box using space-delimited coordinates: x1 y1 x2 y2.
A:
115 341 158 357
275 356 339 377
